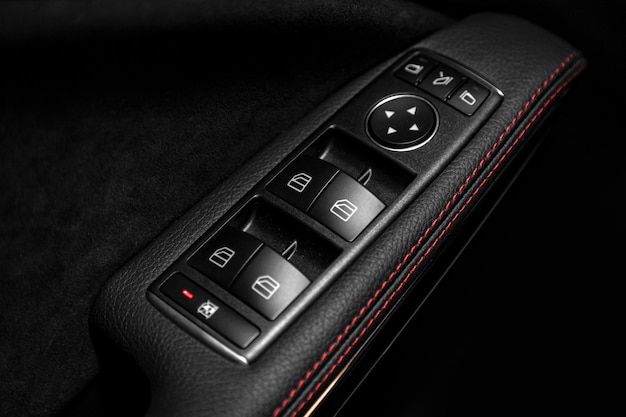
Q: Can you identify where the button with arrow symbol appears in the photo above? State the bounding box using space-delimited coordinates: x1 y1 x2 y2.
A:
366 94 438 151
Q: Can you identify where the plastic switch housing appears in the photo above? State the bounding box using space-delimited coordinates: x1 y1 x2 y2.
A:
147 48 502 364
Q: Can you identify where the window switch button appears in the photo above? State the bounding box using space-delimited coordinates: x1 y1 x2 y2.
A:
267 155 339 212
309 172 385 242
230 246 310 320
188 227 263 288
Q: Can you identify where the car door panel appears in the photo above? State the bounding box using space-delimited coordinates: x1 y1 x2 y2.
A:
92 12 586 417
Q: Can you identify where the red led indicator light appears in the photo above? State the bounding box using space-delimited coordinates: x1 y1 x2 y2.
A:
181 289 194 299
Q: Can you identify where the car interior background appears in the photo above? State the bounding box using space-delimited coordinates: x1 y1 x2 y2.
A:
0 1 623 417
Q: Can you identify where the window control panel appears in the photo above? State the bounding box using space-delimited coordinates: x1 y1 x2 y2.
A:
147 49 503 364
155 156 385 351
186 225 313 322
268 155 386 242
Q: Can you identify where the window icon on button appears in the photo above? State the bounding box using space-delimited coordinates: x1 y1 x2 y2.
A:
287 173 312 193
330 199 358 222
209 247 235 268
252 275 280 300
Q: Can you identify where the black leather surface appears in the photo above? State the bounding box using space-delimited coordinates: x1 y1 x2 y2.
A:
92 13 587 417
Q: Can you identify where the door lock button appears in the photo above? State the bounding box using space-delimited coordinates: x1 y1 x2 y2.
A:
309 172 385 242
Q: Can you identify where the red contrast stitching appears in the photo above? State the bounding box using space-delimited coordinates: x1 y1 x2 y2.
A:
272 52 582 417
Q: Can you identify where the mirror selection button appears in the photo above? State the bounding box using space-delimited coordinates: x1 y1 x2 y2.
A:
309 172 385 242
447 79 490 115
188 227 263 288
267 155 339 212
230 246 310 320
394 54 436 85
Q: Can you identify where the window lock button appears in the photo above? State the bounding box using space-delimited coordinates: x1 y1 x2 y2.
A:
160 273 260 349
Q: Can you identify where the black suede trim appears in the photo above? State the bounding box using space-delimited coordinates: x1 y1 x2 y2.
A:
0 1 451 415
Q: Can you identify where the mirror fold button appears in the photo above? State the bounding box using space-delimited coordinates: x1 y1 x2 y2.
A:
420 64 465 100
447 79 490 116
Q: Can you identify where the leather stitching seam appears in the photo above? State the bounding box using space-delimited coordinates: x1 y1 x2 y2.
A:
272 51 583 417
